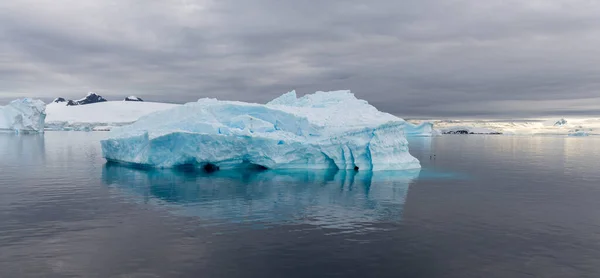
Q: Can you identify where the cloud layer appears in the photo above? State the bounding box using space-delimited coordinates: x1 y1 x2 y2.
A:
1 0 600 117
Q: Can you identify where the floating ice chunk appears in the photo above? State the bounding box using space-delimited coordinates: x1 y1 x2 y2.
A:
101 91 421 171
0 98 46 133
568 131 589 137
405 122 435 137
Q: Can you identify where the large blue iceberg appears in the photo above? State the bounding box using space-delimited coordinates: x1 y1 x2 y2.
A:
101 91 421 171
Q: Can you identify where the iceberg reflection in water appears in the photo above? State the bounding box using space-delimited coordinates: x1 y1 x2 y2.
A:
102 163 420 231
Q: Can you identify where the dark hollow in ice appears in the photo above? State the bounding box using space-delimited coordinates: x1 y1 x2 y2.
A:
202 163 220 173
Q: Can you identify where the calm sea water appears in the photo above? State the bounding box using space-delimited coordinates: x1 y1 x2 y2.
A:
1 132 600 277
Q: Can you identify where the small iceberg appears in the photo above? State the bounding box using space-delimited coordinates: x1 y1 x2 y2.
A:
568 131 589 137
0 98 46 133
405 122 437 137
101 90 421 171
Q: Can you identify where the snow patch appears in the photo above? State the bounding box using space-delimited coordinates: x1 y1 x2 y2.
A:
45 101 179 131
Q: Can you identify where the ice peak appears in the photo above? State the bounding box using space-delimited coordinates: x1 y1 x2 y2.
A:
267 90 297 106
267 90 358 108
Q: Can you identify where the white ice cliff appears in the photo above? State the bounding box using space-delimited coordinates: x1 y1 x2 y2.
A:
0 98 46 133
101 91 421 171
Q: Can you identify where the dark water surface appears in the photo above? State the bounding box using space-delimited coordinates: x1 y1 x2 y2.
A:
1 132 600 277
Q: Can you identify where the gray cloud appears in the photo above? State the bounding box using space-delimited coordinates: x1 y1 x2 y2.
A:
1 0 600 117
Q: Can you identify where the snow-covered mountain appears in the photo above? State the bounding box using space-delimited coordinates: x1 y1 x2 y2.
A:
67 92 107 106
441 126 501 134
124 96 143 102
45 100 179 131
553 118 568 126
53 97 66 103
53 92 108 106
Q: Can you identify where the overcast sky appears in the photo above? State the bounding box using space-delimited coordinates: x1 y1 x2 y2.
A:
1 0 600 118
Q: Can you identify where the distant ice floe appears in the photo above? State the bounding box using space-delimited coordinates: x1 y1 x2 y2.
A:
568 130 589 137
421 118 600 136
405 122 438 137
